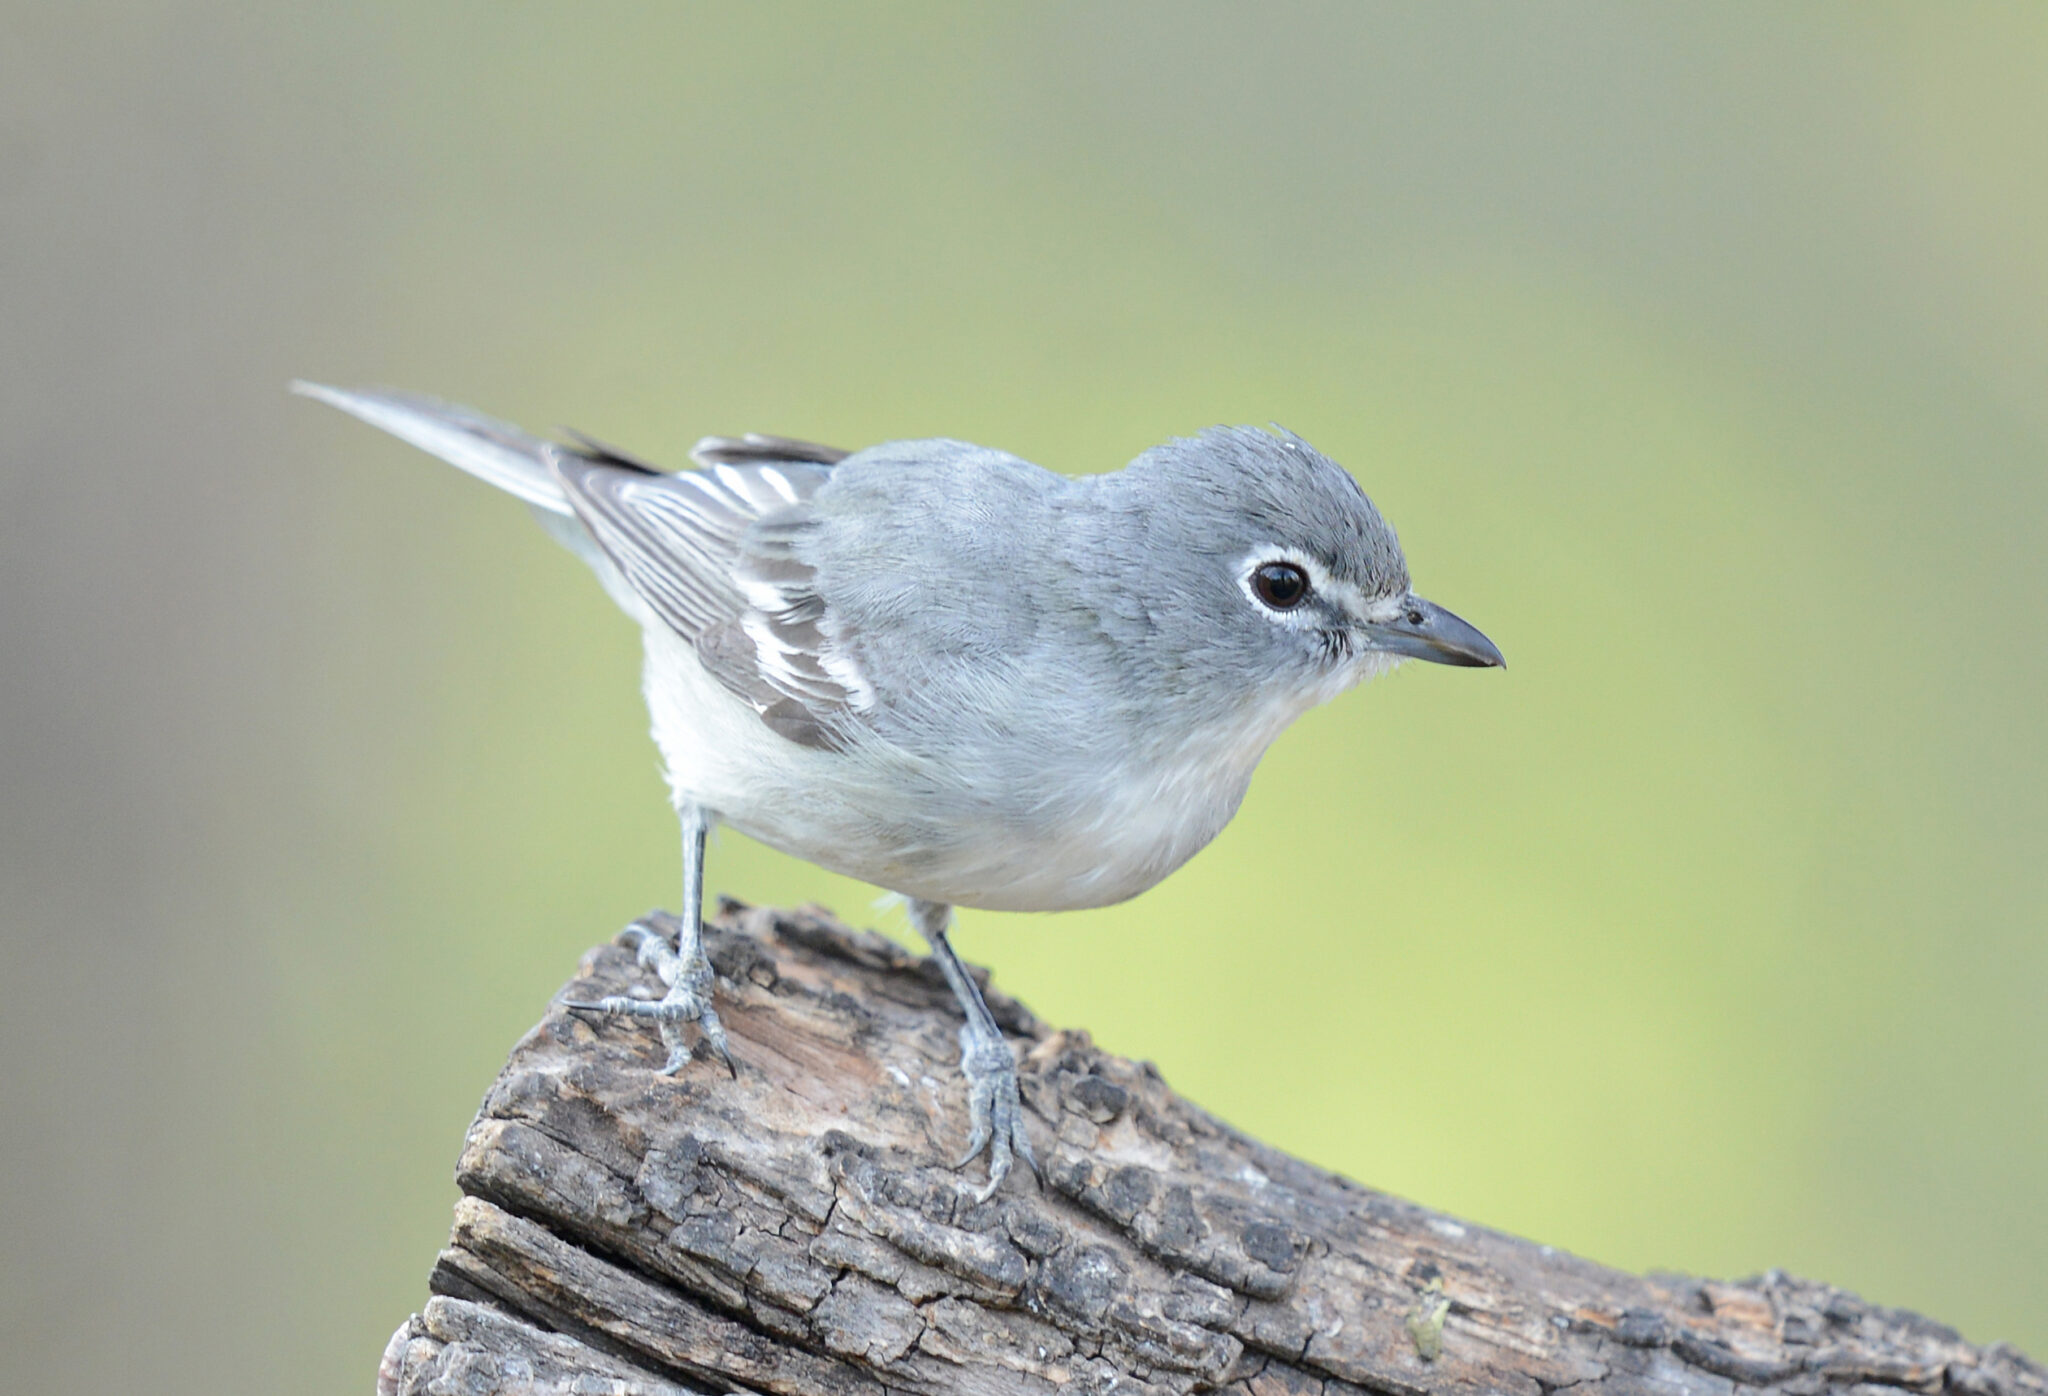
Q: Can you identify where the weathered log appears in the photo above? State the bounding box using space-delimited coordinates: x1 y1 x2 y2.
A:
379 902 2044 1396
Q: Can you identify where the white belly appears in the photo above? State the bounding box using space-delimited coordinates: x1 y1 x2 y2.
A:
638 625 1335 913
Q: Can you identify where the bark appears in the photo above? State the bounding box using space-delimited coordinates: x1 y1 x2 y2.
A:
378 901 2044 1396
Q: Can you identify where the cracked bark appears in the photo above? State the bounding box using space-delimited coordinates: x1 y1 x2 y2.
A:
379 902 2045 1396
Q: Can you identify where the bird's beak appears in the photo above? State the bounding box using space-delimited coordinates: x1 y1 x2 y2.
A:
1358 595 1505 669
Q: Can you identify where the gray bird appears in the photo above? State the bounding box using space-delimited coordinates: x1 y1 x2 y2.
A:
293 382 1503 1197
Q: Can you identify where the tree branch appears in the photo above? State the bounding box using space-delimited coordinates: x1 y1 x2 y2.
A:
377 902 2044 1396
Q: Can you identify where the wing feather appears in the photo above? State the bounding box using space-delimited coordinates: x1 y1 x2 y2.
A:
690 433 849 468
550 443 869 751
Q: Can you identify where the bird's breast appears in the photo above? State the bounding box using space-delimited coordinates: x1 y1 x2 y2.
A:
869 690 1312 913
643 625 1317 913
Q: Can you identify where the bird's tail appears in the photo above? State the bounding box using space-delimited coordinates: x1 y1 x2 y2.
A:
290 381 575 517
290 380 633 588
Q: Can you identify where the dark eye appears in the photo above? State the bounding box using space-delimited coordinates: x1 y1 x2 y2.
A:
1251 561 1311 611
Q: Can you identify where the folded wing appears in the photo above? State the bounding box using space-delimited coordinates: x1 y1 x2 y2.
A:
550 449 873 750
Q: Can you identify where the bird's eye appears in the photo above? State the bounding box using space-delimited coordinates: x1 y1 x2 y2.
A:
1251 561 1311 611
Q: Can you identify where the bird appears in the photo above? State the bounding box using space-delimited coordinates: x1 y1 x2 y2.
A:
293 382 1504 1198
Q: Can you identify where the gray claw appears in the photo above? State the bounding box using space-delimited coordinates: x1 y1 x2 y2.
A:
1011 1102 1039 1174
567 926 735 1076
560 994 642 1015
698 1005 739 1079
953 1023 1035 1200
954 1112 992 1172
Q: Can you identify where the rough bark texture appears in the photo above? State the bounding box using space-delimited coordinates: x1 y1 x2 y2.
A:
379 901 2044 1396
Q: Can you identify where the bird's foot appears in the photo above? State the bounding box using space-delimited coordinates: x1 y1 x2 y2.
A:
953 1020 1036 1202
563 918 735 1077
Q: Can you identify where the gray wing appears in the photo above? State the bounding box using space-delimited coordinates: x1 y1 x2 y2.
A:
690 433 849 468
550 443 873 751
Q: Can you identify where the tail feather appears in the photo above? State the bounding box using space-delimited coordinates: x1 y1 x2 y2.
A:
290 381 574 517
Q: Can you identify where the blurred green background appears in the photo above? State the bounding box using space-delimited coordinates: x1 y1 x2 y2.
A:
4 4 2044 1390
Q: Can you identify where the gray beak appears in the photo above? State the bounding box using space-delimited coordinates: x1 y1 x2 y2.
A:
1359 595 1505 668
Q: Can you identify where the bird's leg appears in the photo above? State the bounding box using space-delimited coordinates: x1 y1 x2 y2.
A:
564 804 734 1076
909 898 1035 1200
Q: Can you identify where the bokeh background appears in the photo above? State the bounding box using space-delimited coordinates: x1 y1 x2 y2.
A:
4 4 2044 1391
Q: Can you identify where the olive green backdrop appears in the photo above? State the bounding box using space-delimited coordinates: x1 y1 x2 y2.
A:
4 5 2043 1391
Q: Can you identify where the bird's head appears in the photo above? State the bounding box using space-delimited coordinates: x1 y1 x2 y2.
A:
1114 426 1503 712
